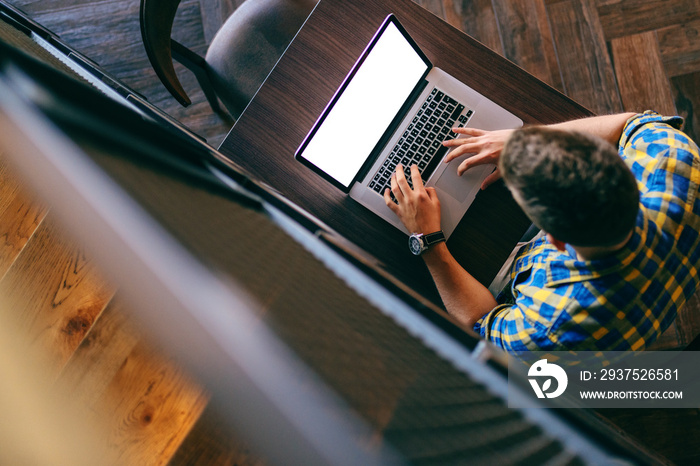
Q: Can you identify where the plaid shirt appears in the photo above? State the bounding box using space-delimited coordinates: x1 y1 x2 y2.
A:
474 112 700 352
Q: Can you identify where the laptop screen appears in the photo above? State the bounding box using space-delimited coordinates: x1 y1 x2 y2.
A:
296 16 430 191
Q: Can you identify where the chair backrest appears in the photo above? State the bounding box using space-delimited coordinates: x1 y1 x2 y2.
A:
139 0 191 106
140 0 317 118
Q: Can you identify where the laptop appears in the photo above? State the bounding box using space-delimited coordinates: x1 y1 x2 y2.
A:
295 14 522 238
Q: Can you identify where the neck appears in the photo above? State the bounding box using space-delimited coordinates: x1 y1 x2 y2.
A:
572 230 633 260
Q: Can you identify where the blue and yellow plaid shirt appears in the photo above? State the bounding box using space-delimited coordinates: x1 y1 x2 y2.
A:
474 112 700 352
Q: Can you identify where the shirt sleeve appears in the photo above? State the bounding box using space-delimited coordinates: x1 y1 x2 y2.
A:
620 110 700 230
473 304 526 351
473 303 559 352
619 111 683 151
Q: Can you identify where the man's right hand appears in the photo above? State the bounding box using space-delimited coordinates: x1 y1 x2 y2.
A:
442 127 514 189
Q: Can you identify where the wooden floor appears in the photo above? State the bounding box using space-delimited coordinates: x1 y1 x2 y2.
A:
0 153 265 465
2 0 700 464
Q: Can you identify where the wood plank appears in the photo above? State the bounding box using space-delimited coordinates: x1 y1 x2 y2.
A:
100 340 209 466
57 296 209 466
56 297 140 407
0 216 115 378
611 31 677 115
658 19 700 77
0 157 47 279
671 71 700 144
441 0 504 55
0 187 47 280
596 0 700 40
547 0 623 114
492 0 564 91
0 298 114 466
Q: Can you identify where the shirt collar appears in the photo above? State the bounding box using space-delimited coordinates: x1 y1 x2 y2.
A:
544 208 649 287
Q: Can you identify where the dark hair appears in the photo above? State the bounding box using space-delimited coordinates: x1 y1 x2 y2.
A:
500 126 639 247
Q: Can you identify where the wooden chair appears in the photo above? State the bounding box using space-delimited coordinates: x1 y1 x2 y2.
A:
139 0 317 120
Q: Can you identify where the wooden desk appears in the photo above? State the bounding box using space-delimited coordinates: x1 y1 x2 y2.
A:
218 0 592 306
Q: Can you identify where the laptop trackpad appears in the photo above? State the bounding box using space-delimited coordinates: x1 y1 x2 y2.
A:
435 158 494 202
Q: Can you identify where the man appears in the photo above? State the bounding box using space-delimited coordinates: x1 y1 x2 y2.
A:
385 111 700 352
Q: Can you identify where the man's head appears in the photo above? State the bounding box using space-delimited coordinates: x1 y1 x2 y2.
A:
500 126 639 248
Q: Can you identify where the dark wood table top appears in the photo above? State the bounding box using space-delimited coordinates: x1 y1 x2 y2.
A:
218 0 592 307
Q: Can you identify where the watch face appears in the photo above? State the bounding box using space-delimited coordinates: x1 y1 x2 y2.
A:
409 235 423 255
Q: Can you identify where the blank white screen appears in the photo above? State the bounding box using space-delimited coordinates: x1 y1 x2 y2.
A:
301 22 428 188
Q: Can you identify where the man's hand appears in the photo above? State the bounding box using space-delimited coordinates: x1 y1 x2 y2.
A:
384 164 441 234
442 127 514 189
384 164 498 327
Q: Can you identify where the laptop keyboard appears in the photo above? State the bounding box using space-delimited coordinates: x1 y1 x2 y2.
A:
369 87 472 197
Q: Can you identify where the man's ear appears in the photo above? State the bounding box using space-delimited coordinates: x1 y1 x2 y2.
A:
546 233 568 252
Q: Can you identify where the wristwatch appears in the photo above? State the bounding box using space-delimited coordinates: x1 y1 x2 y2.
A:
408 231 446 255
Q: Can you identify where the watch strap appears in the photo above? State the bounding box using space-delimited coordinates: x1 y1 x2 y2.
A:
422 231 445 247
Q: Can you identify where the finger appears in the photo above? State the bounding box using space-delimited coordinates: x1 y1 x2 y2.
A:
443 142 481 162
452 127 486 137
426 186 439 202
457 154 497 176
383 187 398 211
481 168 502 190
443 137 478 148
394 164 411 193
390 172 405 203
409 164 425 191
443 130 485 147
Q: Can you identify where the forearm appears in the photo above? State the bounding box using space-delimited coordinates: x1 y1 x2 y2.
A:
548 112 636 147
422 243 497 328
